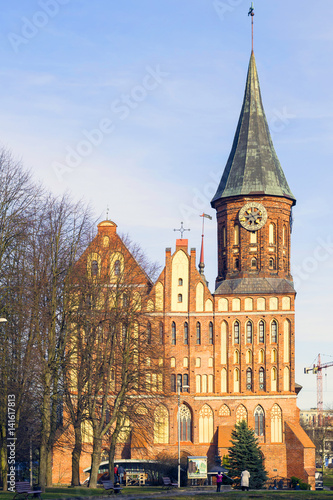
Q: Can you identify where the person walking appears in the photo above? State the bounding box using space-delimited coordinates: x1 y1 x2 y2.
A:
114 464 119 484
216 471 223 492
118 465 125 485
241 469 250 491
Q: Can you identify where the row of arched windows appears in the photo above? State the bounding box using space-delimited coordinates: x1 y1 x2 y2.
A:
153 403 283 444
171 321 214 345
221 223 288 248
233 320 278 344
223 366 290 393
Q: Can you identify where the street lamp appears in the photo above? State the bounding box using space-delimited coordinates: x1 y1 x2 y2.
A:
177 383 189 488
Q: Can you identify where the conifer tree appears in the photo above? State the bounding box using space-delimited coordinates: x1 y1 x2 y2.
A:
228 420 268 489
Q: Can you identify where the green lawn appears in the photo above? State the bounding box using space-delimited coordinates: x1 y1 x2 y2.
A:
1 486 333 500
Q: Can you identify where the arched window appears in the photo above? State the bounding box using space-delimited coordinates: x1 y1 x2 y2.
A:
202 374 208 393
271 348 277 363
234 368 240 392
246 321 253 343
271 404 283 442
246 349 252 364
154 405 169 443
179 404 191 441
170 357 176 368
259 320 265 343
259 367 265 390
234 321 240 344
236 404 247 423
159 322 163 344
114 259 121 276
246 368 252 391
183 357 188 368
254 406 265 436
234 257 239 270
177 374 182 391
178 293 183 303
171 374 176 392
269 223 275 245
234 224 239 245
269 257 275 270
258 349 264 364
91 260 98 276
184 322 189 345
209 322 214 344
234 350 239 364
196 357 201 367
147 322 151 344
183 374 189 392
251 257 257 269
271 320 278 343
271 367 277 391
178 278 183 286
171 322 176 345
196 322 201 345
198 404 214 443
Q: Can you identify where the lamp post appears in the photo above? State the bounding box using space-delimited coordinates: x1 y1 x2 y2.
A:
177 383 189 488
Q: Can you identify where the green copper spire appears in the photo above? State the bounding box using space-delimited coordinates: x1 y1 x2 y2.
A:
211 52 296 207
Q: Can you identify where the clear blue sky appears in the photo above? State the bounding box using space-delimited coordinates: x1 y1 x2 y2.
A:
1 0 333 409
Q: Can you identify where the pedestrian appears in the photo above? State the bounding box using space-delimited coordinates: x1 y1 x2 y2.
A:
216 471 223 492
114 464 119 484
118 464 125 484
241 469 250 491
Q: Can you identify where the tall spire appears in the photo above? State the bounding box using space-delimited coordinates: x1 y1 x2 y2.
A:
211 52 295 207
198 213 212 283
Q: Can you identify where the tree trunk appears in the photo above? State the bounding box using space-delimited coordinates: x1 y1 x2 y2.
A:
39 377 51 491
0 421 8 491
88 436 102 488
71 422 82 486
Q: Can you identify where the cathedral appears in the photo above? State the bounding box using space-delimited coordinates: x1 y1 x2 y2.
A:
53 50 316 488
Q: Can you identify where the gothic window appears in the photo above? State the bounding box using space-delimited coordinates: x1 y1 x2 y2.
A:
178 294 183 303
219 404 231 416
271 320 278 343
234 368 240 392
271 404 283 443
269 257 275 270
254 406 265 436
209 322 214 344
259 367 265 390
251 257 257 269
171 374 176 392
259 320 265 343
159 322 163 344
178 278 183 286
236 404 247 423
147 322 151 344
234 224 239 245
271 349 277 363
114 259 121 276
196 322 201 345
246 321 253 343
154 405 169 443
184 322 189 344
234 321 240 344
246 368 252 391
246 349 252 364
198 404 214 443
177 374 182 391
258 349 265 364
183 374 189 391
171 322 176 345
91 260 98 276
179 404 192 441
271 367 277 391
234 350 240 364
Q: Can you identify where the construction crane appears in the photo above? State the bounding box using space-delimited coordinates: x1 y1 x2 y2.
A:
304 354 333 412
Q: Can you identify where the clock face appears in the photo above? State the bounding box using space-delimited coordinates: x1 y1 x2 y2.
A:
238 202 267 231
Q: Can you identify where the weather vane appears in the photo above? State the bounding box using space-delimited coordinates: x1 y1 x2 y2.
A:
174 222 190 239
248 2 254 52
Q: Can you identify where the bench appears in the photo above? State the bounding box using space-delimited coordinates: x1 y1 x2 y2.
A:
13 482 42 500
102 480 123 494
162 477 178 489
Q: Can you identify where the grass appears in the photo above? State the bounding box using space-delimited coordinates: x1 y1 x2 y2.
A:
1 486 333 499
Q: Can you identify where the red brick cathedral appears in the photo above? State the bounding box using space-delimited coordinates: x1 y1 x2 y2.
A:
53 51 316 487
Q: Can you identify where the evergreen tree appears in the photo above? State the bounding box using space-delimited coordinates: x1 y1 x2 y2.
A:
228 420 268 489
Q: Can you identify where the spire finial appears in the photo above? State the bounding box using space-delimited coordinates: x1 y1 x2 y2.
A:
248 2 254 52
199 213 212 278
